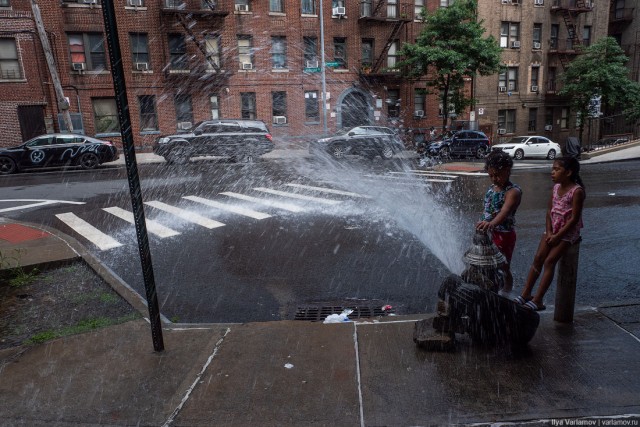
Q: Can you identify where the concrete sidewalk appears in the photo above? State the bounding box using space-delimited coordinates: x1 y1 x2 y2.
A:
1 144 640 425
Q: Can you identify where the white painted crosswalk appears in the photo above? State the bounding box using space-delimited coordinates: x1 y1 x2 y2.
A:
49 173 469 251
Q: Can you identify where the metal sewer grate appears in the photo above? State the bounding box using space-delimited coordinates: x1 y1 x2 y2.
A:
294 305 394 322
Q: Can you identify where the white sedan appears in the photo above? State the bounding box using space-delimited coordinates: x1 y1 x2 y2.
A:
491 136 562 160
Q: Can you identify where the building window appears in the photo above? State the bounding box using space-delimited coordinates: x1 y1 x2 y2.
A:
0 0 11 7
210 95 220 119
175 94 193 125
303 37 318 65
387 41 398 70
301 0 315 14
414 0 424 18
138 95 158 131
241 92 256 119
547 66 557 92
528 108 537 132
68 33 107 71
531 66 539 90
414 89 425 117
500 22 520 48
270 0 284 12
272 91 287 122
550 24 559 49
0 38 22 79
387 0 398 18
533 24 542 48
545 107 553 128
361 39 373 68
305 90 319 121
582 26 591 47
387 89 400 118
439 0 452 6
271 36 287 69
130 33 149 70
498 109 516 134
204 34 221 70
235 0 250 11
238 35 253 69
333 37 347 69
499 67 518 91
168 34 188 70
560 107 569 129
92 98 120 134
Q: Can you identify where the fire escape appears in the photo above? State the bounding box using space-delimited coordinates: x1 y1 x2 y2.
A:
358 1 412 80
159 0 229 87
549 0 593 70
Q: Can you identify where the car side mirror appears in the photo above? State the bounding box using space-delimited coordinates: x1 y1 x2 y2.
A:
348 132 355 136
193 129 203 135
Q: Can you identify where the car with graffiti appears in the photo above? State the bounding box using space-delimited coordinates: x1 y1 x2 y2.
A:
0 133 119 175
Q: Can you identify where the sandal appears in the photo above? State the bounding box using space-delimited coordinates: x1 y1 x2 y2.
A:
523 300 546 311
513 295 531 305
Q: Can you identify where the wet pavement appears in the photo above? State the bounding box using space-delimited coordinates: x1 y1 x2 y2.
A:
0 142 639 426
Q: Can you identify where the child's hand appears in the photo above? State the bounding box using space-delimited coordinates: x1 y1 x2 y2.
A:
476 221 492 232
546 234 560 246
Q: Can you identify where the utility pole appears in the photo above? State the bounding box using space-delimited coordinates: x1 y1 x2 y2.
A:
319 0 328 135
30 0 73 132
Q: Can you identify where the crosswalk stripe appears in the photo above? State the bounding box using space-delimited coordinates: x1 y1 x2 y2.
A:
144 200 225 229
363 174 454 183
285 183 371 199
220 192 305 213
253 187 342 205
55 212 122 250
183 195 271 220
103 206 180 238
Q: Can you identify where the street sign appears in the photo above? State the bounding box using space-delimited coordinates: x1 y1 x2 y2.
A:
304 67 321 73
325 62 340 67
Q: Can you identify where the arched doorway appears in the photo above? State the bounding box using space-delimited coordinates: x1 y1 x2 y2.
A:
339 90 372 129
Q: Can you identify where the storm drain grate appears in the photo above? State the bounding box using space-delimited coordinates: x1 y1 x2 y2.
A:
294 305 394 322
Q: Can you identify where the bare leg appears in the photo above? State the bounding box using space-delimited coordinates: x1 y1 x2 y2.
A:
520 234 551 299
500 263 513 293
530 241 571 307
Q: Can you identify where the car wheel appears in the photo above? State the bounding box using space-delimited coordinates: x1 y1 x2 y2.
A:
330 144 348 159
475 146 487 159
0 156 17 175
169 146 190 164
514 149 524 160
380 146 395 159
440 146 451 160
79 153 99 170
547 149 557 160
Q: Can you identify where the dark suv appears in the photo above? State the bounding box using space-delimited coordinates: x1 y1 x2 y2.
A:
309 126 405 160
153 119 274 164
427 130 491 159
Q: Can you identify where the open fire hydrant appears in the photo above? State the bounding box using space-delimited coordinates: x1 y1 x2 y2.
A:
413 230 540 351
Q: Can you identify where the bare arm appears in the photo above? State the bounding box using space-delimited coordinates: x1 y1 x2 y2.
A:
476 188 521 231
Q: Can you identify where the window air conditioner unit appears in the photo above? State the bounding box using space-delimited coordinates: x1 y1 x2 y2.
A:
414 110 424 117
128 0 142 6
177 121 192 130
135 62 148 71
333 6 346 16
544 124 553 131
82 0 98 4
501 0 509 4
531 85 539 92
499 86 507 92
72 62 86 71
511 41 521 48
242 62 253 70
497 128 507 135
534 0 544 5
273 116 287 125
236 4 249 12
533 42 542 49
306 60 319 68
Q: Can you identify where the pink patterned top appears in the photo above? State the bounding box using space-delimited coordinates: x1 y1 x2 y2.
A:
550 183 583 243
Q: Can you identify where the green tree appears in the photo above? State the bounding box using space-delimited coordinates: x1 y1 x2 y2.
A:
559 37 640 140
398 0 502 131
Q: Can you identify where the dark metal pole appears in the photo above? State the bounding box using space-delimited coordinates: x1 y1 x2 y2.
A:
100 0 164 351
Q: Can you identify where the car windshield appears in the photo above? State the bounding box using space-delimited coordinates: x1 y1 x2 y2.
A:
506 137 529 144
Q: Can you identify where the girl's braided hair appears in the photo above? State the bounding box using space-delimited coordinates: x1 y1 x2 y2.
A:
484 150 513 172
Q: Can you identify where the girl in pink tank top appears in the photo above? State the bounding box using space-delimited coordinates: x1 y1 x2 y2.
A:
514 157 586 311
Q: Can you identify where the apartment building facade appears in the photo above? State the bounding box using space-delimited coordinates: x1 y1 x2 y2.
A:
609 0 639 82
0 0 450 149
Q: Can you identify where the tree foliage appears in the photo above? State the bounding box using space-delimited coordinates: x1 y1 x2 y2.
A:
397 0 502 129
559 37 640 136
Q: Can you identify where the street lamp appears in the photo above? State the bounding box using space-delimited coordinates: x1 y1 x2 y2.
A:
319 0 328 135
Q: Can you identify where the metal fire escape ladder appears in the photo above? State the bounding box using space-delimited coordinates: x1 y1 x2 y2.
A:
371 20 405 73
174 9 221 72
370 0 386 17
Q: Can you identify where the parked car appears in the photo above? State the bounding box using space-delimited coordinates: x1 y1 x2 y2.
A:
153 119 274 164
0 133 119 175
491 136 561 160
309 126 405 160
427 130 491 159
